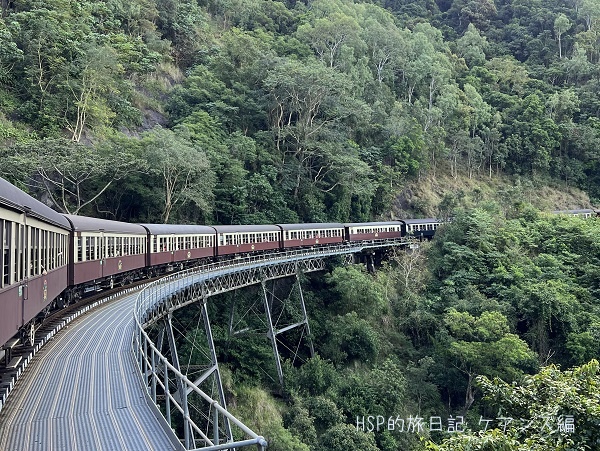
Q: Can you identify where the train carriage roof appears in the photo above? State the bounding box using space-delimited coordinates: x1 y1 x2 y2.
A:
139 224 216 235
213 224 281 233
277 223 344 230
64 215 147 234
402 218 443 224
343 221 403 227
0 177 71 229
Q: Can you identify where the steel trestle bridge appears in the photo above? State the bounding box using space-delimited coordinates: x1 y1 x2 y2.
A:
1 237 413 450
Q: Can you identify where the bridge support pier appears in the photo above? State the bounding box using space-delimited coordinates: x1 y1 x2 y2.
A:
199 296 233 446
260 269 314 387
164 313 195 449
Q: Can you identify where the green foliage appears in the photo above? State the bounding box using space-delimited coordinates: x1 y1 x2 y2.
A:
141 126 214 223
319 424 379 451
229 385 309 451
325 265 387 316
286 355 339 397
428 360 600 450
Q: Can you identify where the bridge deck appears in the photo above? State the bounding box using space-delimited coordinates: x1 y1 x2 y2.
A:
0 292 178 451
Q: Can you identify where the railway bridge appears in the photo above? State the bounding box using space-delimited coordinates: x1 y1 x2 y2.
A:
0 238 413 450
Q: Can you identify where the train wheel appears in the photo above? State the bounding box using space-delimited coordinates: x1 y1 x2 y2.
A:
109 277 114 289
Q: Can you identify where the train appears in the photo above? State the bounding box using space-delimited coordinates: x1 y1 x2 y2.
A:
2 176 598 354
0 177 443 350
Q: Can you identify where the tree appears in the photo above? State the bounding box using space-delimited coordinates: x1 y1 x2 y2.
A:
554 14 572 59
501 94 560 175
362 17 404 83
296 12 361 68
264 57 369 201
2 137 141 214
143 127 214 223
65 44 123 142
319 424 379 451
0 19 22 84
456 23 488 67
427 360 600 450
442 309 538 413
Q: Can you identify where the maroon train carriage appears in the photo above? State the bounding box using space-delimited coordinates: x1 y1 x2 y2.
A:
278 223 344 248
343 221 403 242
214 225 281 257
140 224 217 271
64 215 147 292
0 177 71 347
402 218 443 239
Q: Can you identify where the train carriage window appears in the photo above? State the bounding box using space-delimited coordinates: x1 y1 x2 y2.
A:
108 237 115 257
85 237 91 261
30 227 38 276
93 236 98 260
59 235 65 267
42 230 47 273
77 236 82 262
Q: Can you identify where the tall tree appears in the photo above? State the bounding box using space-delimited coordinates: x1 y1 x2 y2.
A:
143 127 214 223
554 13 572 59
1 137 141 214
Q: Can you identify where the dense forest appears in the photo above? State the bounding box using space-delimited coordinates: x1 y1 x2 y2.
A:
1 0 600 449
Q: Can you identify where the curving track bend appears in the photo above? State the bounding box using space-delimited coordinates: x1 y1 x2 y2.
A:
0 292 177 451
